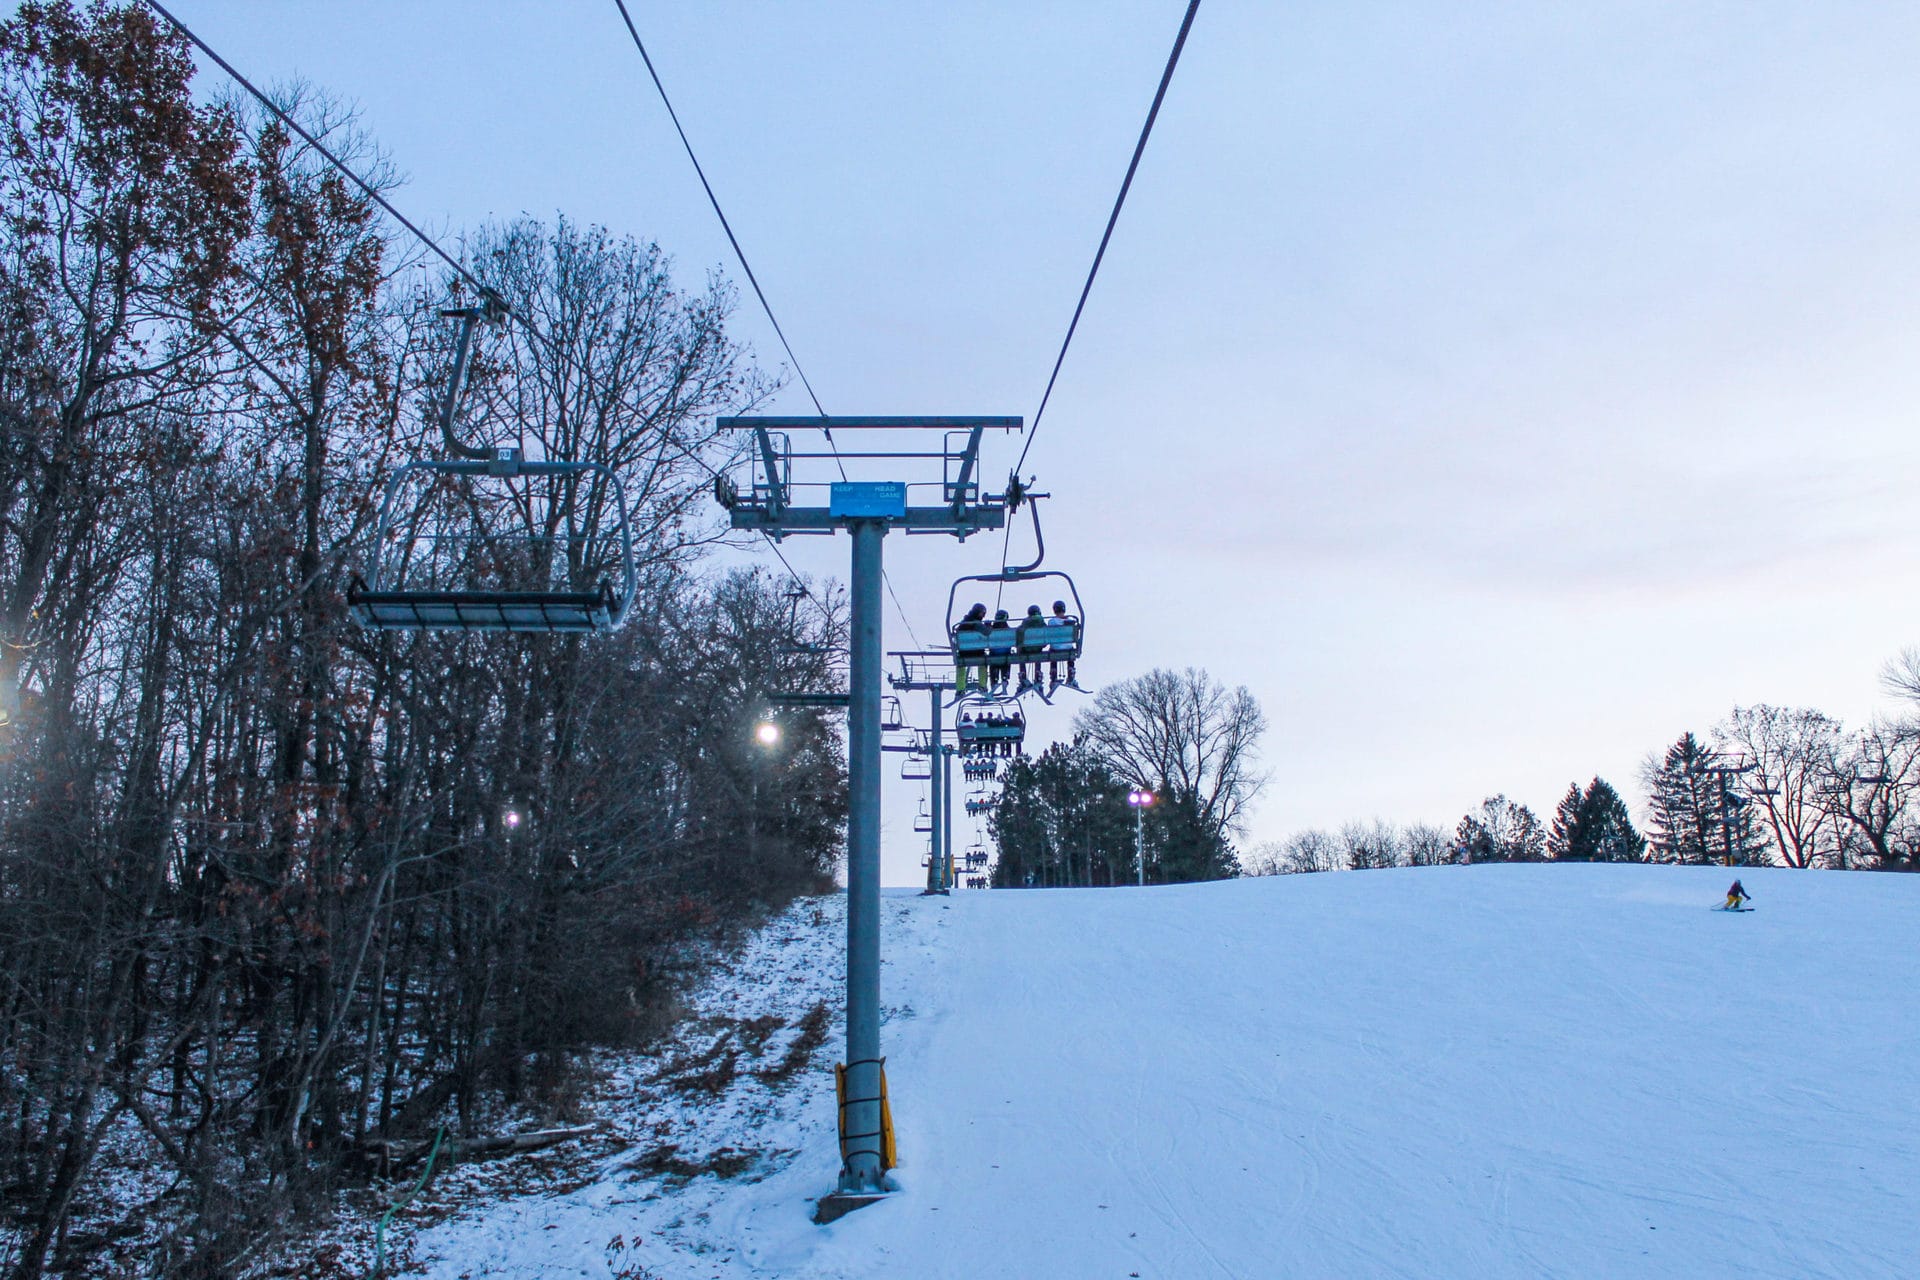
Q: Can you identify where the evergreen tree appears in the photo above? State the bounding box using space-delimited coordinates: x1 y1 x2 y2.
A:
1642 733 1766 864
1509 803 1547 861
1548 777 1647 861
1454 795 1546 862
1642 733 1719 862
1548 783 1583 859
988 742 1136 887
1151 787 1241 881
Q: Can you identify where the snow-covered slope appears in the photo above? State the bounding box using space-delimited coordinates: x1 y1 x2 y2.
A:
406 865 1919 1279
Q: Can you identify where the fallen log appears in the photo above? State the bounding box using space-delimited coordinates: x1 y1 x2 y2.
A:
359 1123 599 1176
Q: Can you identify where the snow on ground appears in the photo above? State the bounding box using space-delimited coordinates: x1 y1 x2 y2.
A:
387 865 1918 1279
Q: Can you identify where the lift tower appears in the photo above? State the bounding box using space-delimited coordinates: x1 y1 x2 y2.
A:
889 650 962 893
716 416 1016 1216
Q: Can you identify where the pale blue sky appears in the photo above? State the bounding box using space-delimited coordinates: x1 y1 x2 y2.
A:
186 2 1920 882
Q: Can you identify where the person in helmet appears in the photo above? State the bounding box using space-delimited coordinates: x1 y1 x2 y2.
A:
1723 879 1752 911
954 602 989 692
1016 604 1049 691
1048 599 1080 691
987 609 1015 691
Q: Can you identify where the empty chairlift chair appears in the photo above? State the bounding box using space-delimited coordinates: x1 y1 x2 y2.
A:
348 300 639 634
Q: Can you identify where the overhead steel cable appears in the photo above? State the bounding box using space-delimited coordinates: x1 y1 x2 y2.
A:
611 2 949 648
145 1 519 332
147 0 660 473
146 1 824 637
1014 0 1201 478
610 0 838 466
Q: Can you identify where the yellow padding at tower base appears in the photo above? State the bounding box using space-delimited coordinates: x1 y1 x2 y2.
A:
835 1060 898 1171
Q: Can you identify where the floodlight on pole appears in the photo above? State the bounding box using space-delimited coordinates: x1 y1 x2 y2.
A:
1128 788 1154 886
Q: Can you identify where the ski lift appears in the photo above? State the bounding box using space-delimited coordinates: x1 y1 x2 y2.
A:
777 583 832 657
882 695 906 733
913 799 933 834
965 795 995 816
349 301 639 633
954 695 1025 750
946 493 1083 688
902 753 931 781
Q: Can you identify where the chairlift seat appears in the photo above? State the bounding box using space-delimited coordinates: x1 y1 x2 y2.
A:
1017 621 1081 655
957 720 1024 743
348 584 618 633
352 455 637 635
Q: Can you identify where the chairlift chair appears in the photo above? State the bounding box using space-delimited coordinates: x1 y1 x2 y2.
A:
954 694 1026 750
946 498 1084 688
348 302 639 634
948 573 1083 672
776 583 832 656
882 695 906 733
902 753 932 781
913 799 933 834
964 795 995 816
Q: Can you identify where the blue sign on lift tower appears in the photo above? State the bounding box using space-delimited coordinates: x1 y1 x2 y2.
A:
829 481 907 518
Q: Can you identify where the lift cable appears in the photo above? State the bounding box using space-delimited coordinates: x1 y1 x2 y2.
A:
150 0 697 491
151 1 836 638
610 0 835 454
1013 0 1201 479
613 1 936 650
146 2 525 336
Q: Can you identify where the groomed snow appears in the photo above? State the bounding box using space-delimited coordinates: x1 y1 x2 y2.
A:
404 865 1919 1279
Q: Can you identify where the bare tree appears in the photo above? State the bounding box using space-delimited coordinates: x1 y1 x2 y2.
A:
1816 720 1920 869
1404 822 1452 866
1454 794 1545 862
1072 667 1267 843
1880 647 1920 710
1340 820 1404 870
1244 829 1342 875
1718 705 1843 869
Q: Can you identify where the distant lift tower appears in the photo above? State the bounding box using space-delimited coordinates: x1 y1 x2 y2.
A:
715 416 1018 1219
890 650 963 894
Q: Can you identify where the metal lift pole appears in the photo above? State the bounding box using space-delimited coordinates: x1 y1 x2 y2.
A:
718 415 1016 1221
841 520 887 1194
941 740 956 889
926 685 945 894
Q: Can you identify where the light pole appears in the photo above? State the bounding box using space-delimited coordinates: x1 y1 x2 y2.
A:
1128 788 1154 886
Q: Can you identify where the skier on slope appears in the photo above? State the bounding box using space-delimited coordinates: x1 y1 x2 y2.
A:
1723 879 1752 911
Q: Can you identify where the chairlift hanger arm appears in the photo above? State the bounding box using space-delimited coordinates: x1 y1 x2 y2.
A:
1005 491 1048 575
438 300 506 461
